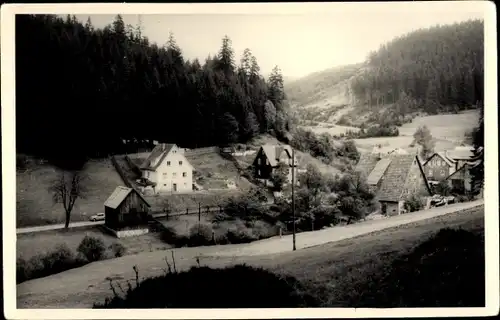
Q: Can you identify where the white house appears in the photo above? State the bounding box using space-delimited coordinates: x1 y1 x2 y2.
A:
139 143 194 193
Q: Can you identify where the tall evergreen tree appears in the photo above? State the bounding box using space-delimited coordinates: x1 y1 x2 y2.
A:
15 14 292 168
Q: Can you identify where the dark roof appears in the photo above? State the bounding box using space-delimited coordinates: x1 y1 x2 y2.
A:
104 186 151 209
446 159 482 180
140 143 176 170
356 152 430 202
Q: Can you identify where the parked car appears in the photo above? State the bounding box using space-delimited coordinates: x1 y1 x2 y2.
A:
430 194 443 206
89 212 105 222
444 195 456 204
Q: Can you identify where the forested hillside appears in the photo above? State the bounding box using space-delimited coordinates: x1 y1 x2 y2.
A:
16 15 291 169
350 19 484 113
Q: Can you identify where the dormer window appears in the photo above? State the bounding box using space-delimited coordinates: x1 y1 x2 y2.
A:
179 161 183 165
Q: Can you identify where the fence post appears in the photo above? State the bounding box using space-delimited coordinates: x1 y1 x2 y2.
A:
198 203 201 222
186 208 189 215
279 227 282 238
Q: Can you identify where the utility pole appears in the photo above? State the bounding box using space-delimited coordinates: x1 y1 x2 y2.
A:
292 147 296 251
198 202 201 236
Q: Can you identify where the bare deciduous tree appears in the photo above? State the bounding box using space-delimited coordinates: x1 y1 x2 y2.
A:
49 171 88 228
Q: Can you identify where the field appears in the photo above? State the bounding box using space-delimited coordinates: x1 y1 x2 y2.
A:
300 123 360 136
144 190 240 213
156 213 215 237
16 159 124 228
16 226 171 261
16 206 484 308
185 151 253 190
398 110 479 141
354 110 479 153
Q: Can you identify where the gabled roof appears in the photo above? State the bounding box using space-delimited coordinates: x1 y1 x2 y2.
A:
259 144 295 167
446 159 483 180
104 186 151 209
356 152 431 202
140 143 176 170
367 158 392 185
423 152 456 167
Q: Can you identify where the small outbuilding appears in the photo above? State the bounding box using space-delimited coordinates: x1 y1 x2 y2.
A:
104 186 151 236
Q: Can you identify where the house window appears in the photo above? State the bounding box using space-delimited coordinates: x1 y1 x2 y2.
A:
164 184 166 186
173 173 177 177
428 169 433 176
163 172 167 177
179 161 183 165
167 161 171 166
183 172 187 177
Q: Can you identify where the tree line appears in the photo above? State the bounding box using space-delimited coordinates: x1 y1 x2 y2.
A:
16 14 291 169
349 19 484 114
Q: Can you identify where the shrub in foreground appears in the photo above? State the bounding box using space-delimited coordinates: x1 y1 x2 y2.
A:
404 194 424 213
94 264 318 308
109 243 126 258
16 244 86 284
349 228 485 307
77 235 106 262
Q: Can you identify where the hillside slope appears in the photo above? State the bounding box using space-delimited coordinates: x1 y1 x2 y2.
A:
287 19 484 130
16 159 124 227
286 63 363 110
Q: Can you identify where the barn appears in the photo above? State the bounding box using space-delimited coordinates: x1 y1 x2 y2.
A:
104 186 151 232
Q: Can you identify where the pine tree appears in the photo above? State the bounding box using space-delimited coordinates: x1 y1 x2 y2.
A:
268 65 285 111
217 35 235 75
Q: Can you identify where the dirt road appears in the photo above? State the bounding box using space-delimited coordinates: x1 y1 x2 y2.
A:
16 221 104 234
16 200 483 308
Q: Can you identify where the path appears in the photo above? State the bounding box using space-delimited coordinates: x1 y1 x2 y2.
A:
16 221 104 234
209 199 484 256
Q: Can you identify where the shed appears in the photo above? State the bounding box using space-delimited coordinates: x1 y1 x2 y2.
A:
104 186 151 230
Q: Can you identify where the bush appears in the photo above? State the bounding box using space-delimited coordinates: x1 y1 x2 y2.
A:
160 225 188 247
404 195 424 213
77 235 106 262
95 264 319 308
16 244 86 284
108 243 126 258
187 223 214 247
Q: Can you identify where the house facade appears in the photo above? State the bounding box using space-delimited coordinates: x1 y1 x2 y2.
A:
423 146 482 188
422 152 455 182
445 160 481 194
356 153 432 216
104 186 151 233
253 144 298 184
139 143 194 193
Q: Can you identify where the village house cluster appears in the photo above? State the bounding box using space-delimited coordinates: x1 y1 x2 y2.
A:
101 140 482 237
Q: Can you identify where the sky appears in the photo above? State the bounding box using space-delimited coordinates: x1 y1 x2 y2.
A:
71 2 487 80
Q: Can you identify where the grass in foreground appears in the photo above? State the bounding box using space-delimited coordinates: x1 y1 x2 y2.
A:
94 225 484 308
16 206 483 308
17 226 171 283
